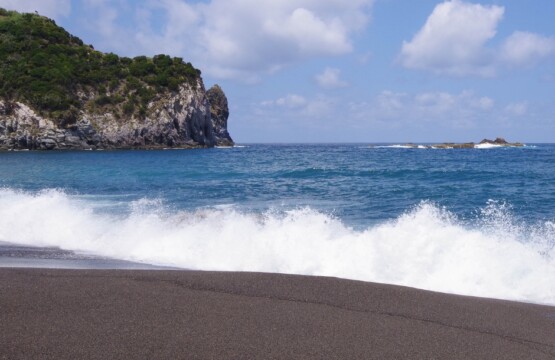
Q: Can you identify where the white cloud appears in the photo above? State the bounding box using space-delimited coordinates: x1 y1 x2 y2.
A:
0 0 71 19
500 31 555 67
194 0 374 80
59 0 374 81
263 8 352 55
315 67 348 89
400 0 502 76
399 0 555 77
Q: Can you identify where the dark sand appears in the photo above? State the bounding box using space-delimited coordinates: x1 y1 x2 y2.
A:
0 242 177 270
1 268 555 359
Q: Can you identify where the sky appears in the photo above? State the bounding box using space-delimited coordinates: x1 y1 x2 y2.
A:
1 0 554 143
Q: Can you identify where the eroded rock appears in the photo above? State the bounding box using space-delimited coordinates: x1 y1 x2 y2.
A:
207 84 234 147
0 79 232 150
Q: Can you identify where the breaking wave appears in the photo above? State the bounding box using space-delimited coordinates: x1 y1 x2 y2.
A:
1 188 554 305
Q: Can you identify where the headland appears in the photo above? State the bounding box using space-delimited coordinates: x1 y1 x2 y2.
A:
0 8 233 150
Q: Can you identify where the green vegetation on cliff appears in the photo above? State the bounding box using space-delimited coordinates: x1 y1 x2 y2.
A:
0 8 201 125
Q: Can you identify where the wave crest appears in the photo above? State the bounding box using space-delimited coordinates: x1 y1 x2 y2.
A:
0 188 554 304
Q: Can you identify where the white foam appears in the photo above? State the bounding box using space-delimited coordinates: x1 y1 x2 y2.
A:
374 145 414 149
475 143 503 149
0 188 554 305
373 145 429 149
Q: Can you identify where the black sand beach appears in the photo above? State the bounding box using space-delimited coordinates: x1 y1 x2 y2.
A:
1 268 555 359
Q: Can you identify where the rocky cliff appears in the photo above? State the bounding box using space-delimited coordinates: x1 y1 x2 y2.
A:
0 81 232 150
0 8 233 150
207 85 234 147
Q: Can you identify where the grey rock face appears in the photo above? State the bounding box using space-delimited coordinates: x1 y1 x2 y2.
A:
0 79 230 150
206 84 234 146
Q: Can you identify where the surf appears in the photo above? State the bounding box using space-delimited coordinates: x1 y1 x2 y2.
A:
0 188 554 305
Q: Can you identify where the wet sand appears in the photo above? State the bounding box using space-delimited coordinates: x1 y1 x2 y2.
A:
1 268 555 359
0 242 177 270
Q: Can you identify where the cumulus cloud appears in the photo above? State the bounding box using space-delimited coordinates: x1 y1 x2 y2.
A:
315 67 348 89
263 8 352 55
77 0 373 81
192 0 373 80
0 0 71 19
399 0 555 76
399 0 502 76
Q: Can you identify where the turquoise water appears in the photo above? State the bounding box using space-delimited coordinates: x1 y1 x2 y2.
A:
1 144 554 304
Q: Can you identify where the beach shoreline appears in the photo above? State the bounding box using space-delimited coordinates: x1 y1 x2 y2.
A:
1 267 554 359
0 242 178 270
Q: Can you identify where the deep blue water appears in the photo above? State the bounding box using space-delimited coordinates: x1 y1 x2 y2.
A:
1 144 554 226
1 144 555 304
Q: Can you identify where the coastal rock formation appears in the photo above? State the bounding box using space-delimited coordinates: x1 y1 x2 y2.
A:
431 138 524 149
206 84 234 146
479 138 523 147
392 138 524 149
0 80 232 150
432 142 477 149
0 8 233 151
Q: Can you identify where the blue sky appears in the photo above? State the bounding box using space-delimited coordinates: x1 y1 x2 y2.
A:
1 0 554 143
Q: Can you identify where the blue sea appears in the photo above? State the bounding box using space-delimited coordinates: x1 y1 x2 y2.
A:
1 144 554 304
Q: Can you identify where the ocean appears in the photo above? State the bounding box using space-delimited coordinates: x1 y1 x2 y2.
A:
1 144 554 305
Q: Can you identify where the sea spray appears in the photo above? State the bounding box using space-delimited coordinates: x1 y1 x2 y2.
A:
0 188 554 305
